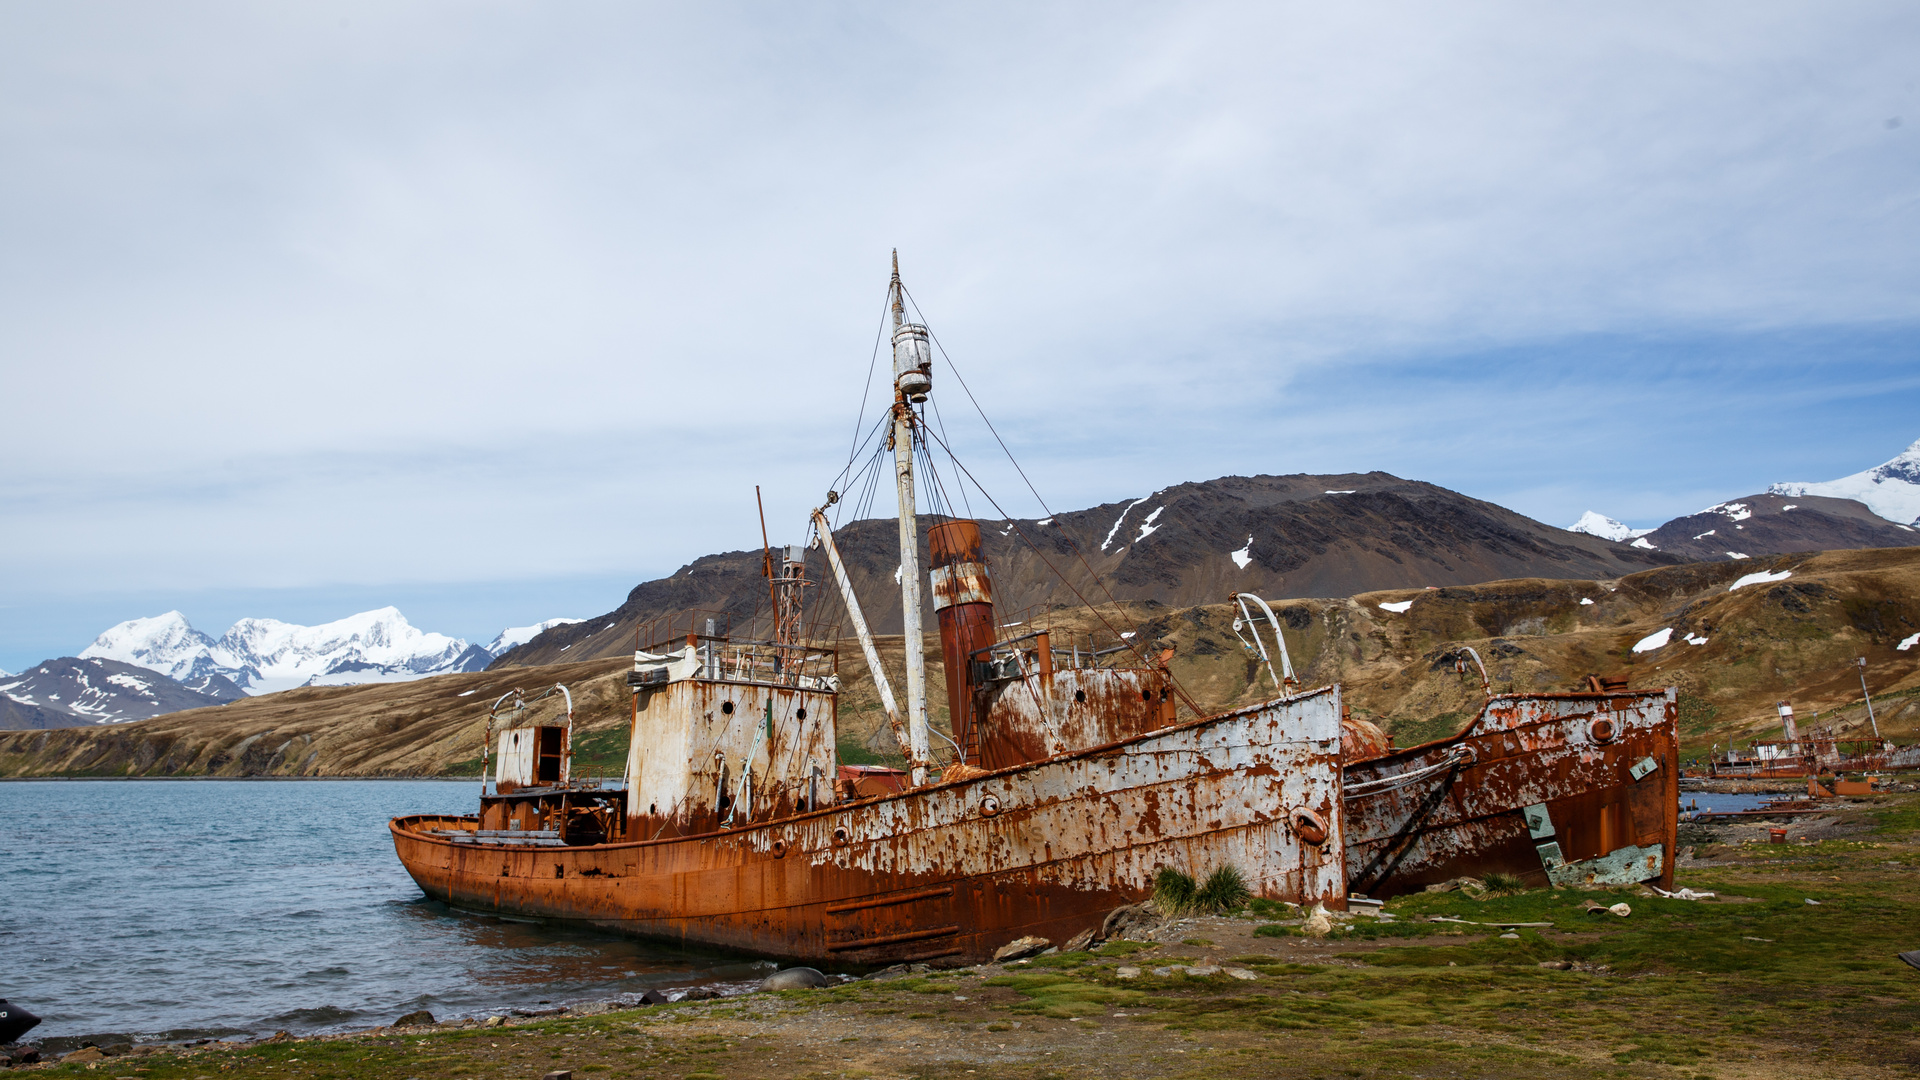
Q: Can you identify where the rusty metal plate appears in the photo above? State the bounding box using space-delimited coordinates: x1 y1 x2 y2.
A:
1343 689 1679 898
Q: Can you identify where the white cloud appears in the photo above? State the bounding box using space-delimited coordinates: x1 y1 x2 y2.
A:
3 2 1919 662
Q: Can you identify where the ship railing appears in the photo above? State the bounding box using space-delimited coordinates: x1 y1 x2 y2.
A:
630 633 839 691
971 619 1139 680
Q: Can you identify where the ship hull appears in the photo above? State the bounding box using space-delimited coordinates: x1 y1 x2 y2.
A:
392 686 1347 967
1343 690 1679 898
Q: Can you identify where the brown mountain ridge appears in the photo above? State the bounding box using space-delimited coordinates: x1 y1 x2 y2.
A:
5 547 1916 779
499 471 1682 667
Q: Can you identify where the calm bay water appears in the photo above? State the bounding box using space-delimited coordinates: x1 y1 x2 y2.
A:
1679 791 1781 815
0 780 766 1043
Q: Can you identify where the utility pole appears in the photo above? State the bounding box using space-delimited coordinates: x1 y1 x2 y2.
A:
1858 657 1881 740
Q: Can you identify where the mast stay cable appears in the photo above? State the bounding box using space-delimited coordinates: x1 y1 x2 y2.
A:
899 286 1158 654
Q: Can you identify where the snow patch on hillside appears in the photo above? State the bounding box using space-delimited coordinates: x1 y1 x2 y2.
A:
1729 569 1792 591
1770 437 1920 525
1378 600 1414 613
1134 505 1166 543
1102 495 1156 551
1230 536 1253 569
1632 628 1673 653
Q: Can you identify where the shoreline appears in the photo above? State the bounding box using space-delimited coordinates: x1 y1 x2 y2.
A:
9 792 1919 1080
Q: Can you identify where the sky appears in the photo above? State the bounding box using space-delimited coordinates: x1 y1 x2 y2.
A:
3 2 1919 672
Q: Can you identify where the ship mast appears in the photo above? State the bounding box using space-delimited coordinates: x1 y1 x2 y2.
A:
889 251 936 785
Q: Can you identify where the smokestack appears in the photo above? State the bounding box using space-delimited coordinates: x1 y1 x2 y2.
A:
1778 700 1797 742
928 520 995 765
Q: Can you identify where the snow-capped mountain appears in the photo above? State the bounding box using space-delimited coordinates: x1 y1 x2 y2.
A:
0 656 237 729
1565 511 1655 543
79 608 577 696
1770 437 1920 526
485 618 584 656
74 611 249 696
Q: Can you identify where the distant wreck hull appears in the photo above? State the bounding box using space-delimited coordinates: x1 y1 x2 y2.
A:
392 687 1348 967
1343 690 1679 899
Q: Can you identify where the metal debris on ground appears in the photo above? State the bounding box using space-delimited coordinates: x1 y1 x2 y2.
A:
1648 885 1716 901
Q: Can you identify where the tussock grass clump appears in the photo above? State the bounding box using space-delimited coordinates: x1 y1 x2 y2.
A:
1153 867 1196 912
1480 871 1527 895
1196 865 1252 912
1155 864 1251 914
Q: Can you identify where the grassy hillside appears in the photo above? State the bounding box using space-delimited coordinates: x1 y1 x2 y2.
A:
3 549 1915 778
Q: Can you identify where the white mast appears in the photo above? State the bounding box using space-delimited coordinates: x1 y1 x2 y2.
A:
889 251 935 785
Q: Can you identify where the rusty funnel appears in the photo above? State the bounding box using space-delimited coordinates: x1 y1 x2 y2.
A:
928 520 995 764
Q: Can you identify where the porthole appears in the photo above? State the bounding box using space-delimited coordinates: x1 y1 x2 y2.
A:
980 795 1001 818
1290 808 1330 847
1141 688 1152 702
1074 690 1087 704
770 839 788 859
722 701 735 715
1588 717 1617 744
797 707 808 720
832 825 850 847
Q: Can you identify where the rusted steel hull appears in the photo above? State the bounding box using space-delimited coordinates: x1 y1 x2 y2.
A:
1343 690 1679 898
392 686 1346 967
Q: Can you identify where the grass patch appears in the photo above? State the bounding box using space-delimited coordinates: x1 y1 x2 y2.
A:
567 724 631 778
982 972 1146 1019
1246 897 1299 919
1389 709 1469 747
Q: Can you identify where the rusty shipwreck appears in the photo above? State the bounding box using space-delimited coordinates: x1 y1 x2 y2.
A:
391 256 1679 964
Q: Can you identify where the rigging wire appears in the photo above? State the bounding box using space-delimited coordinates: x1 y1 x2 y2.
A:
829 412 895 528
927 395 975 522
912 408 961 523
843 290 894 480
900 285 1159 661
916 420 1205 719
817 276 1200 720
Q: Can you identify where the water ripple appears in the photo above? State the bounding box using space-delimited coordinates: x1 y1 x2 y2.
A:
0 780 733 1041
